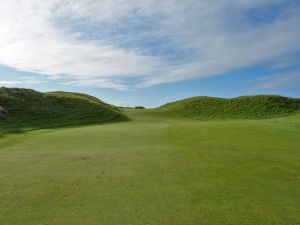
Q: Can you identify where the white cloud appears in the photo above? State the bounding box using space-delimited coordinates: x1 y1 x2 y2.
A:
255 72 300 89
64 78 128 91
0 76 44 87
0 81 23 85
0 0 299 89
0 0 163 81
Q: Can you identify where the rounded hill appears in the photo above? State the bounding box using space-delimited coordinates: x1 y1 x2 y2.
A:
159 95 300 119
0 87 128 132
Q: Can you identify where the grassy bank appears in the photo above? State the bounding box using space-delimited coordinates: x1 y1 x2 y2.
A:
159 95 300 119
0 88 128 134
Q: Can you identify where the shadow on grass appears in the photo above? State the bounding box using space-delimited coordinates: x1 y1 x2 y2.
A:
0 117 131 137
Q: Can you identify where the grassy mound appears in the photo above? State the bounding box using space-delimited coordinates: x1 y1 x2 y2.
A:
159 95 300 119
0 87 128 132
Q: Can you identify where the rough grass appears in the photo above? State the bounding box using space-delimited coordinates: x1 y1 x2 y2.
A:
159 95 300 119
0 109 299 225
47 91 119 110
0 87 128 133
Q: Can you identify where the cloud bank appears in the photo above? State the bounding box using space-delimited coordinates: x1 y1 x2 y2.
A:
0 0 300 89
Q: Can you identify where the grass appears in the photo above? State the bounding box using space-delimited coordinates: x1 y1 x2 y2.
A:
160 95 300 119
1 109 300 225
0 88 128 134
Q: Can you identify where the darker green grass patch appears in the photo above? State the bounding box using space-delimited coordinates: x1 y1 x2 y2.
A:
159 95 300 120
0 87 128 133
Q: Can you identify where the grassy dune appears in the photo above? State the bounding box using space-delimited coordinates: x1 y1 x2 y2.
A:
0 109 299 225
0 88 128 133
160 95 300 119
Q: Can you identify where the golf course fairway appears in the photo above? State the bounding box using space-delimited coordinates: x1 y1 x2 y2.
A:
1 109 300 225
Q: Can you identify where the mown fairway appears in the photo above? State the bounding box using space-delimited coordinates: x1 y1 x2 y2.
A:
1 110 300 225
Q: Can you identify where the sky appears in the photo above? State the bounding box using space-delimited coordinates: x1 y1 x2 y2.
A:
0 0 300 108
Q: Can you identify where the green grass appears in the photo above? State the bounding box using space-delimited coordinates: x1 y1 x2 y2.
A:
1 109 300 225
160 95 300 119
0 88 128 134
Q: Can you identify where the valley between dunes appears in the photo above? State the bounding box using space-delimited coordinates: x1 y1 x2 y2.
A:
1 109 300 225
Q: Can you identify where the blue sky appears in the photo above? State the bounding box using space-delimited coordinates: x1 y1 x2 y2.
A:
0 0 300 107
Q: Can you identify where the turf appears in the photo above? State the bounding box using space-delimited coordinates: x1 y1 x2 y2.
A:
0 109 300 225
